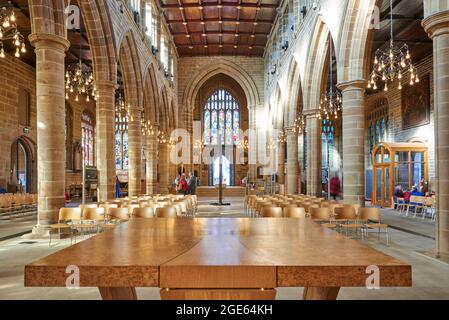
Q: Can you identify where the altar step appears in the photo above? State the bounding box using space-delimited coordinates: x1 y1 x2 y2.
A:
197 186 246 198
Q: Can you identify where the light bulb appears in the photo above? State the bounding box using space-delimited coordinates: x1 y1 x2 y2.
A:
14 39 20 46
75 95 79 102
0 48 4 58
10 12 15 22
415 76 420 83
373 84 377 90
14 48 19 57
3 19 10 28
406 51 411 59
21 43 26 53
384 83 388 92
398 83 402 90
0 30 3 39
65 92 69 99
367 82 371 89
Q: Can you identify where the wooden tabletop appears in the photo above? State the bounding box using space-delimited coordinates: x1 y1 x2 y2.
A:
25 218 411 289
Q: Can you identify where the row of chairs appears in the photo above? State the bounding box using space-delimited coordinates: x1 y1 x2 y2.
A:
49 194 198 246
394 196 436 220
246 194 389 245
0 193 37 220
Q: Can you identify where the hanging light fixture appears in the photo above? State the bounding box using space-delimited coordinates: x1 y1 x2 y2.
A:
0 1 26 59
65 28 97 101
140 108 155 136
115 86 129 134
292 113 307 134
367 0 418 91
277 128 287 144
316 36 342 120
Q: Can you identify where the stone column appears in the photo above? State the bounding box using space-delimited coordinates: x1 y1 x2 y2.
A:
248 106 257 181
128 107 142 196
423 10 449 258
286 128 299 194
277 140 285 185
306 117 321 196
159 143 169 193
95 81 116 201
146 126 159 195
298 132 304 194
29 34 70 233
338 80 366 206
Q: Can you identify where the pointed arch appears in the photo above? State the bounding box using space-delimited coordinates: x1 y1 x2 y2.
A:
182 59 261 111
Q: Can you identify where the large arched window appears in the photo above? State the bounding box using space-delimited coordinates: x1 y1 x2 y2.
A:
203 89 240 145
368 98 389 163
81 111 95 166
115 110 129 171
322 119 335 183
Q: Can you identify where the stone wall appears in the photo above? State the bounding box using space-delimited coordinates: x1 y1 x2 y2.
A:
365 54 436 189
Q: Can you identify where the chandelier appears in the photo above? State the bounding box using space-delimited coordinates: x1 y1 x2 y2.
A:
367 0 418 91
277 129 287 143
317 37 341 120
193 138 205 150
0 1 26 58
65 61 97 102
115 88 129 133
238 137 249 150
292 113 307 134
65 29 97 102
140 110 155 136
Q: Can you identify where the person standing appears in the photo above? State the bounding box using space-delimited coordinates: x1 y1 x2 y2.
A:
330 173 341 200
115 176 121 199
174 174 181 194
179 174 189 195
188 171 198 195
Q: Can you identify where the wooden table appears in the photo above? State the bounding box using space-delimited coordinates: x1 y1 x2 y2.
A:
25 218 412 300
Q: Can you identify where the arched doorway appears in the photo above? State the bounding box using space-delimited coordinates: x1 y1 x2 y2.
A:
10 137 36 193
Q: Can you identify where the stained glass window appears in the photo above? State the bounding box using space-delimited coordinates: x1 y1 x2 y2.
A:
115 109 129 171
322 119 335 183
81 111 95 166
203 89 240 145
368 98 389 164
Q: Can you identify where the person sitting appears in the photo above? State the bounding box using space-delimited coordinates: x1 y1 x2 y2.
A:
394 185 404 201
403 190 411 203
410 186 424 197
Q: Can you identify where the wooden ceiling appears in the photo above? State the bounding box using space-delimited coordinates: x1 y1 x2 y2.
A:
159 0 281 57
0 0 92 67
371 0 431 65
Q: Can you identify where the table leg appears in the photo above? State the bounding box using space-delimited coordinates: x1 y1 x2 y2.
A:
160 289 276 300
302 287 340 300
98 287 137 300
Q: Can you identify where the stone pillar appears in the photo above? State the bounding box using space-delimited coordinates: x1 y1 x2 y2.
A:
277 141 285 185
298 132 304 194
306 118 321 196
423 10 449 258
248 106 258 181
159 143 169 193
29 34 70 233
338 80 366 206
128 107 142 196
286 128 299 194
95 81 116 201
145 130 158 195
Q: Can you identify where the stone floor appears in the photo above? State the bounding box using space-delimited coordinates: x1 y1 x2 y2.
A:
0 196 448 300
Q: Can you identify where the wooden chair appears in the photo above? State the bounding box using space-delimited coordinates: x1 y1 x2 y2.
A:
310 207 336 229
133 207 154 218
109 207 130 221
155 206 177 218
283 207 306 218
260 206 283 218
423 197 436 220
49 207 82 246
359 207 389 245
75 207 105 237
